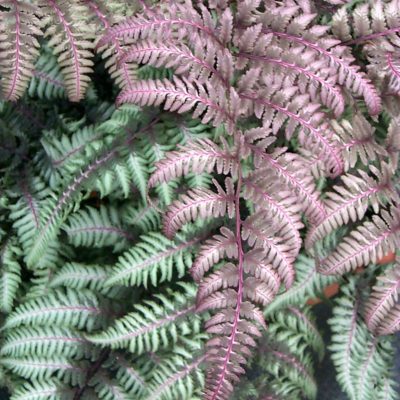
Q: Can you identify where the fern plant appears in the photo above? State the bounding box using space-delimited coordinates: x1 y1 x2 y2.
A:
0 1 399 400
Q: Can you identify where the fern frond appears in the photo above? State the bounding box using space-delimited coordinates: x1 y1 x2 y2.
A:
332 0 400 91
87 283 199 354
329 279 397 400
319 207 400 275
262 26 382 115
118 40 230 88
3 288 104 331
248 145 327 224
241 91 343 177
365 265 400 335
242 210 297 289
40 0 94 101
50 262 110 295
116 77 234 128
28 47 66 100
125 201 160 233
0 0 42 101
0 326 90 359
148 138 237 187
147 353 205 400
163 178 235 239
306 164 399 249
0 240 21 313
1 355 85 384
244 174 303 259
10 378 75 400
98 3 221 49
63 205 132 251
106 232 197 287
332 113 388 171
190 227 237 283
265 254 340 314
87 0 137 89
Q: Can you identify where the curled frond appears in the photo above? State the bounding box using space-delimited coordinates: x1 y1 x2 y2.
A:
190 227 238 283
148 138 237 188
163 178 235 239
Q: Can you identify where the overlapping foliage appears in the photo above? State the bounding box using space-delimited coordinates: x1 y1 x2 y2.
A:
0 1 399 399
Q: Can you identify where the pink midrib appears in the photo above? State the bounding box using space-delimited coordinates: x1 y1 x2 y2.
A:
109 305 195 341
50 0 81 101
113 237 198 281
105 18 222 47
7 0 21 100
123 45 228 87
243 222 294 288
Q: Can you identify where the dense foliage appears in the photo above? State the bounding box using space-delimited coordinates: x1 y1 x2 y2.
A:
0 0 399 399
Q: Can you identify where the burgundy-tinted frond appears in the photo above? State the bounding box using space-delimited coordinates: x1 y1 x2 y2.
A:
248 145 327 224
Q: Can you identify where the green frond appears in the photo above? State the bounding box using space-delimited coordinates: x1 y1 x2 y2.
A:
0 326 92 359
1 356 86 385
87 283 200 354
268 306 324 362
40 124 105 188
329 279 397 400
106 232 196 288
110 354 152 398
0 240 22 313
10 379 75 400
90 371 132 400
62 205 132 251
50 262 110 295
147 353 205 400
124 201 161 233
3 288 105 332
28 47 66 100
